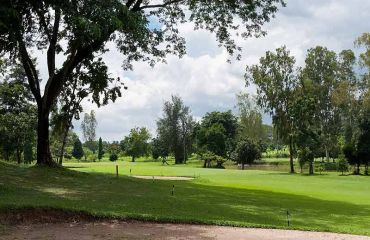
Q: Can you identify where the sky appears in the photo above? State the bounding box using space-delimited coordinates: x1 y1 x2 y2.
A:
69 0 370 141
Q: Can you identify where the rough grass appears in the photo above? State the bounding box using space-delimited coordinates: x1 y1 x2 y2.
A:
0 160 369 236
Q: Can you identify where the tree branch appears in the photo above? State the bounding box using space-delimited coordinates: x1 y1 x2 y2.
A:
131 0 143 11
17 36 42 104
47 8 61 78
126 0 136 9
138 0 184 10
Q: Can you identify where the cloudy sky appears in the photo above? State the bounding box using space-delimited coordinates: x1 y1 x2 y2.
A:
71 0 370 141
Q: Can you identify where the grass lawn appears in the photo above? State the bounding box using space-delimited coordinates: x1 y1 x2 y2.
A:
0 159 369 236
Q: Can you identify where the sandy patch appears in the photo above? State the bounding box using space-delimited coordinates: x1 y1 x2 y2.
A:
132 175 194 181
2 221 369 240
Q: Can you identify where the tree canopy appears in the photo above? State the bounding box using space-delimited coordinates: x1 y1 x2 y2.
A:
0 0 285 166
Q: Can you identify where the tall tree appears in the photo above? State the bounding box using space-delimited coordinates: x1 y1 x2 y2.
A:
246 46 298 173
302 46 340 162
0 0 284 166
157 96 194 164
236 93 265 142
0 61 36 163
98 137 104 161
81 110 98 153
72 138 84 160
124 127 151 162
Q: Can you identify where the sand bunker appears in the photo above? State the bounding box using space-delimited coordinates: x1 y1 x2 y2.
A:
132 175 194 181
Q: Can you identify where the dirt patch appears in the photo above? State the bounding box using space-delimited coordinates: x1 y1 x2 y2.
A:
2 221 370 240
1 209 369 240
0 208 99 225
132 175 194 181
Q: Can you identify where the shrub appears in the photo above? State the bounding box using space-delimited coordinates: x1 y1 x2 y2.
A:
109 153 118 162
337 157 349 175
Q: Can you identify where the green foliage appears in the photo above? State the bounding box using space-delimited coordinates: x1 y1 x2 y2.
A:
200 151 226 169
234 139 261 169
337 157 349 175
23 139 33 164
246 46 298 172
298 147 314 175
0 61 36 163
72 139 84 160
109 153 118 162
0 0 283 166
157 96 195 164
196 111 237 158
236 93 268 143
151 137 169 160
343 144 360 174
81 111 98 153
124 127 151 162
98 137 104 160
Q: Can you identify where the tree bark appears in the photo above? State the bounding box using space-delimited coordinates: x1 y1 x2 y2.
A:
58 125 70 165
242 163 245 170
288 135 295 173
309 161 314 175
36 108 56 167
325 146 329 162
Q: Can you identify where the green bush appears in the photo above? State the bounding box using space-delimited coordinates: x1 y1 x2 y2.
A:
337 157 349 175
109 153 118 162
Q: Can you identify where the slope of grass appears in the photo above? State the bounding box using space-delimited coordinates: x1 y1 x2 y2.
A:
0 160 369 236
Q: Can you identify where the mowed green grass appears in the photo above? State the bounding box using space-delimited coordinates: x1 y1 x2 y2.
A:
0 160 369 236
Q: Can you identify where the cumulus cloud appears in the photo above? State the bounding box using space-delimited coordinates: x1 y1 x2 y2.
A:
70 0 370 141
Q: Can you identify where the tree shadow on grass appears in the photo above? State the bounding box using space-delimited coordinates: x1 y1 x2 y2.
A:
0 161 370 236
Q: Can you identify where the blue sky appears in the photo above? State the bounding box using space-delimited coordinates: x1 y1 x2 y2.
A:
69 0 370 141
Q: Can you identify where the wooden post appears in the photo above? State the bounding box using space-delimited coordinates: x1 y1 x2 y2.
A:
286 210 290 227
116 165 119 178
171 185 174 196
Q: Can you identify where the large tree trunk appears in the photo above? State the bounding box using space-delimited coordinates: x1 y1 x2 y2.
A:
288 135 295 173
36 109 56 167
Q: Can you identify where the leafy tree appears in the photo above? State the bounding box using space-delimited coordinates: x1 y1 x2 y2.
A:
72 139 84 160
0 0 284 166
124 127 151 162
109 153 118 162
98 137 104 160
157 96 194 164
357 105 370 175
23 139 33 164
197 111 238 159
196 123 227 157
303 46 341 161
0 61 37 163
81 110 98 153
236 93 265 142
151 137 169 161
297 147 314 175
200 151 226 169
337 156 349 175
234 138 261 170
246 46 298 173
343 144 360 175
